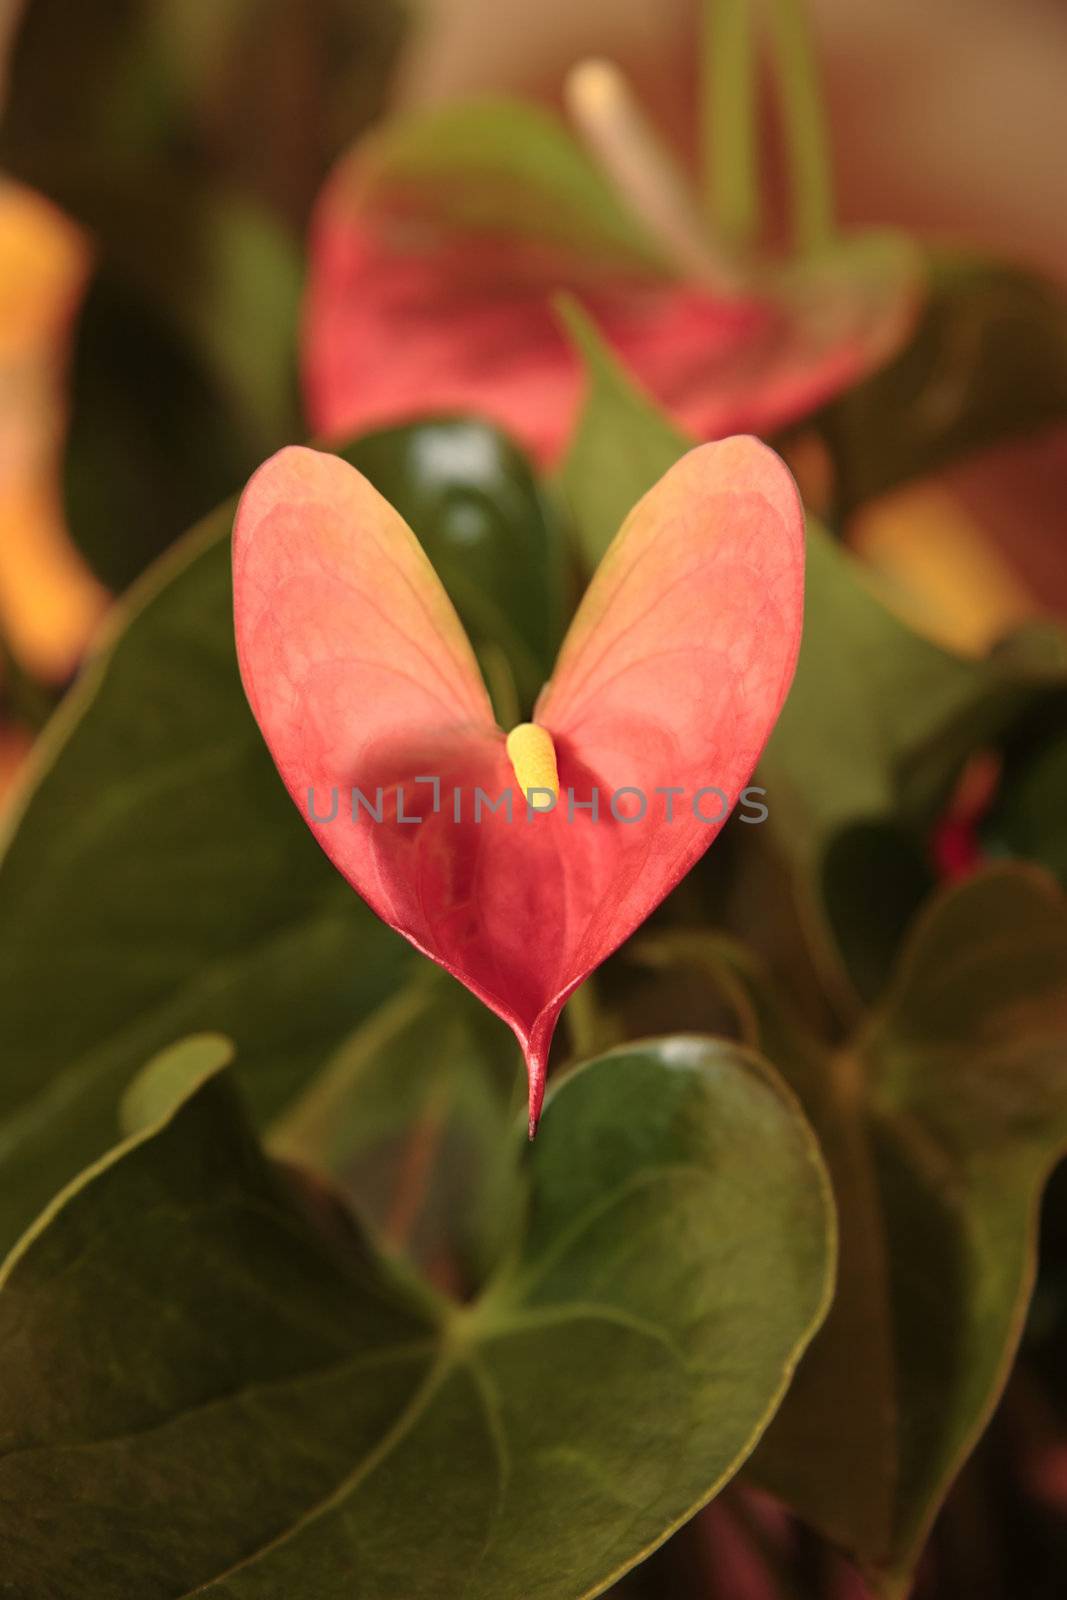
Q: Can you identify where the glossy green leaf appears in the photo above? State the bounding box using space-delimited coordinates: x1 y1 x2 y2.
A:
0 1037 834 1599
555 300 693 570
816 253 1067 515
343 417 570 713
632 869 1067 1594
0 503 409 1258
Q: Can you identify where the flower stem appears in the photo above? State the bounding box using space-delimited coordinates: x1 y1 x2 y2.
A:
565 977 605 1062
477 640 521 731
763 0 836 252
701 0 761 251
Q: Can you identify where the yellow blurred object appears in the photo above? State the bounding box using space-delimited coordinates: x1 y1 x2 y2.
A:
0 480 110 681
0 181 86 359
851 480 1038 656
0 181 108 687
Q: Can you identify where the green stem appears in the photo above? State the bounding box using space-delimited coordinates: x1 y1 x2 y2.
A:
477 640 521 731
763 0 836 253
702 0 761 250
565 977 604 1062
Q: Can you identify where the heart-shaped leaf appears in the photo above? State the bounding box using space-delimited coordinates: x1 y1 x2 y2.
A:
232 437 804 1126
0 1035 834 1599
631 867 1067 1594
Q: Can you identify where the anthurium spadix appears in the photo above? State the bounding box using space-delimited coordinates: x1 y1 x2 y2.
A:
233 437 804 1131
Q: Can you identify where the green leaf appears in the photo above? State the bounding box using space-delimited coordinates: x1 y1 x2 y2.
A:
0 1038 834 1599
761 524 1067 871
980 704 1067 885
62 263 254 591
136 184 303 451
271 971 524 1293
67 182 304 585
634 870 1067 1593
555 300 693 570
120 1033 235 1136
819 822 935 1003
342 417 570 713
817 253 1067 515
0 502 409 1259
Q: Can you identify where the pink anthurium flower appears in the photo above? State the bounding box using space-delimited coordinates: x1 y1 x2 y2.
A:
233 436 804 1130
302 64 917 465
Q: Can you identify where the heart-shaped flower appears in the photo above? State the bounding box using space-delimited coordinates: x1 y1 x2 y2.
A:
233 436 804 1129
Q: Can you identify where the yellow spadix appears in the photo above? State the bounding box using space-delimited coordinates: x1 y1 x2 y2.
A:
506 722 559 810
